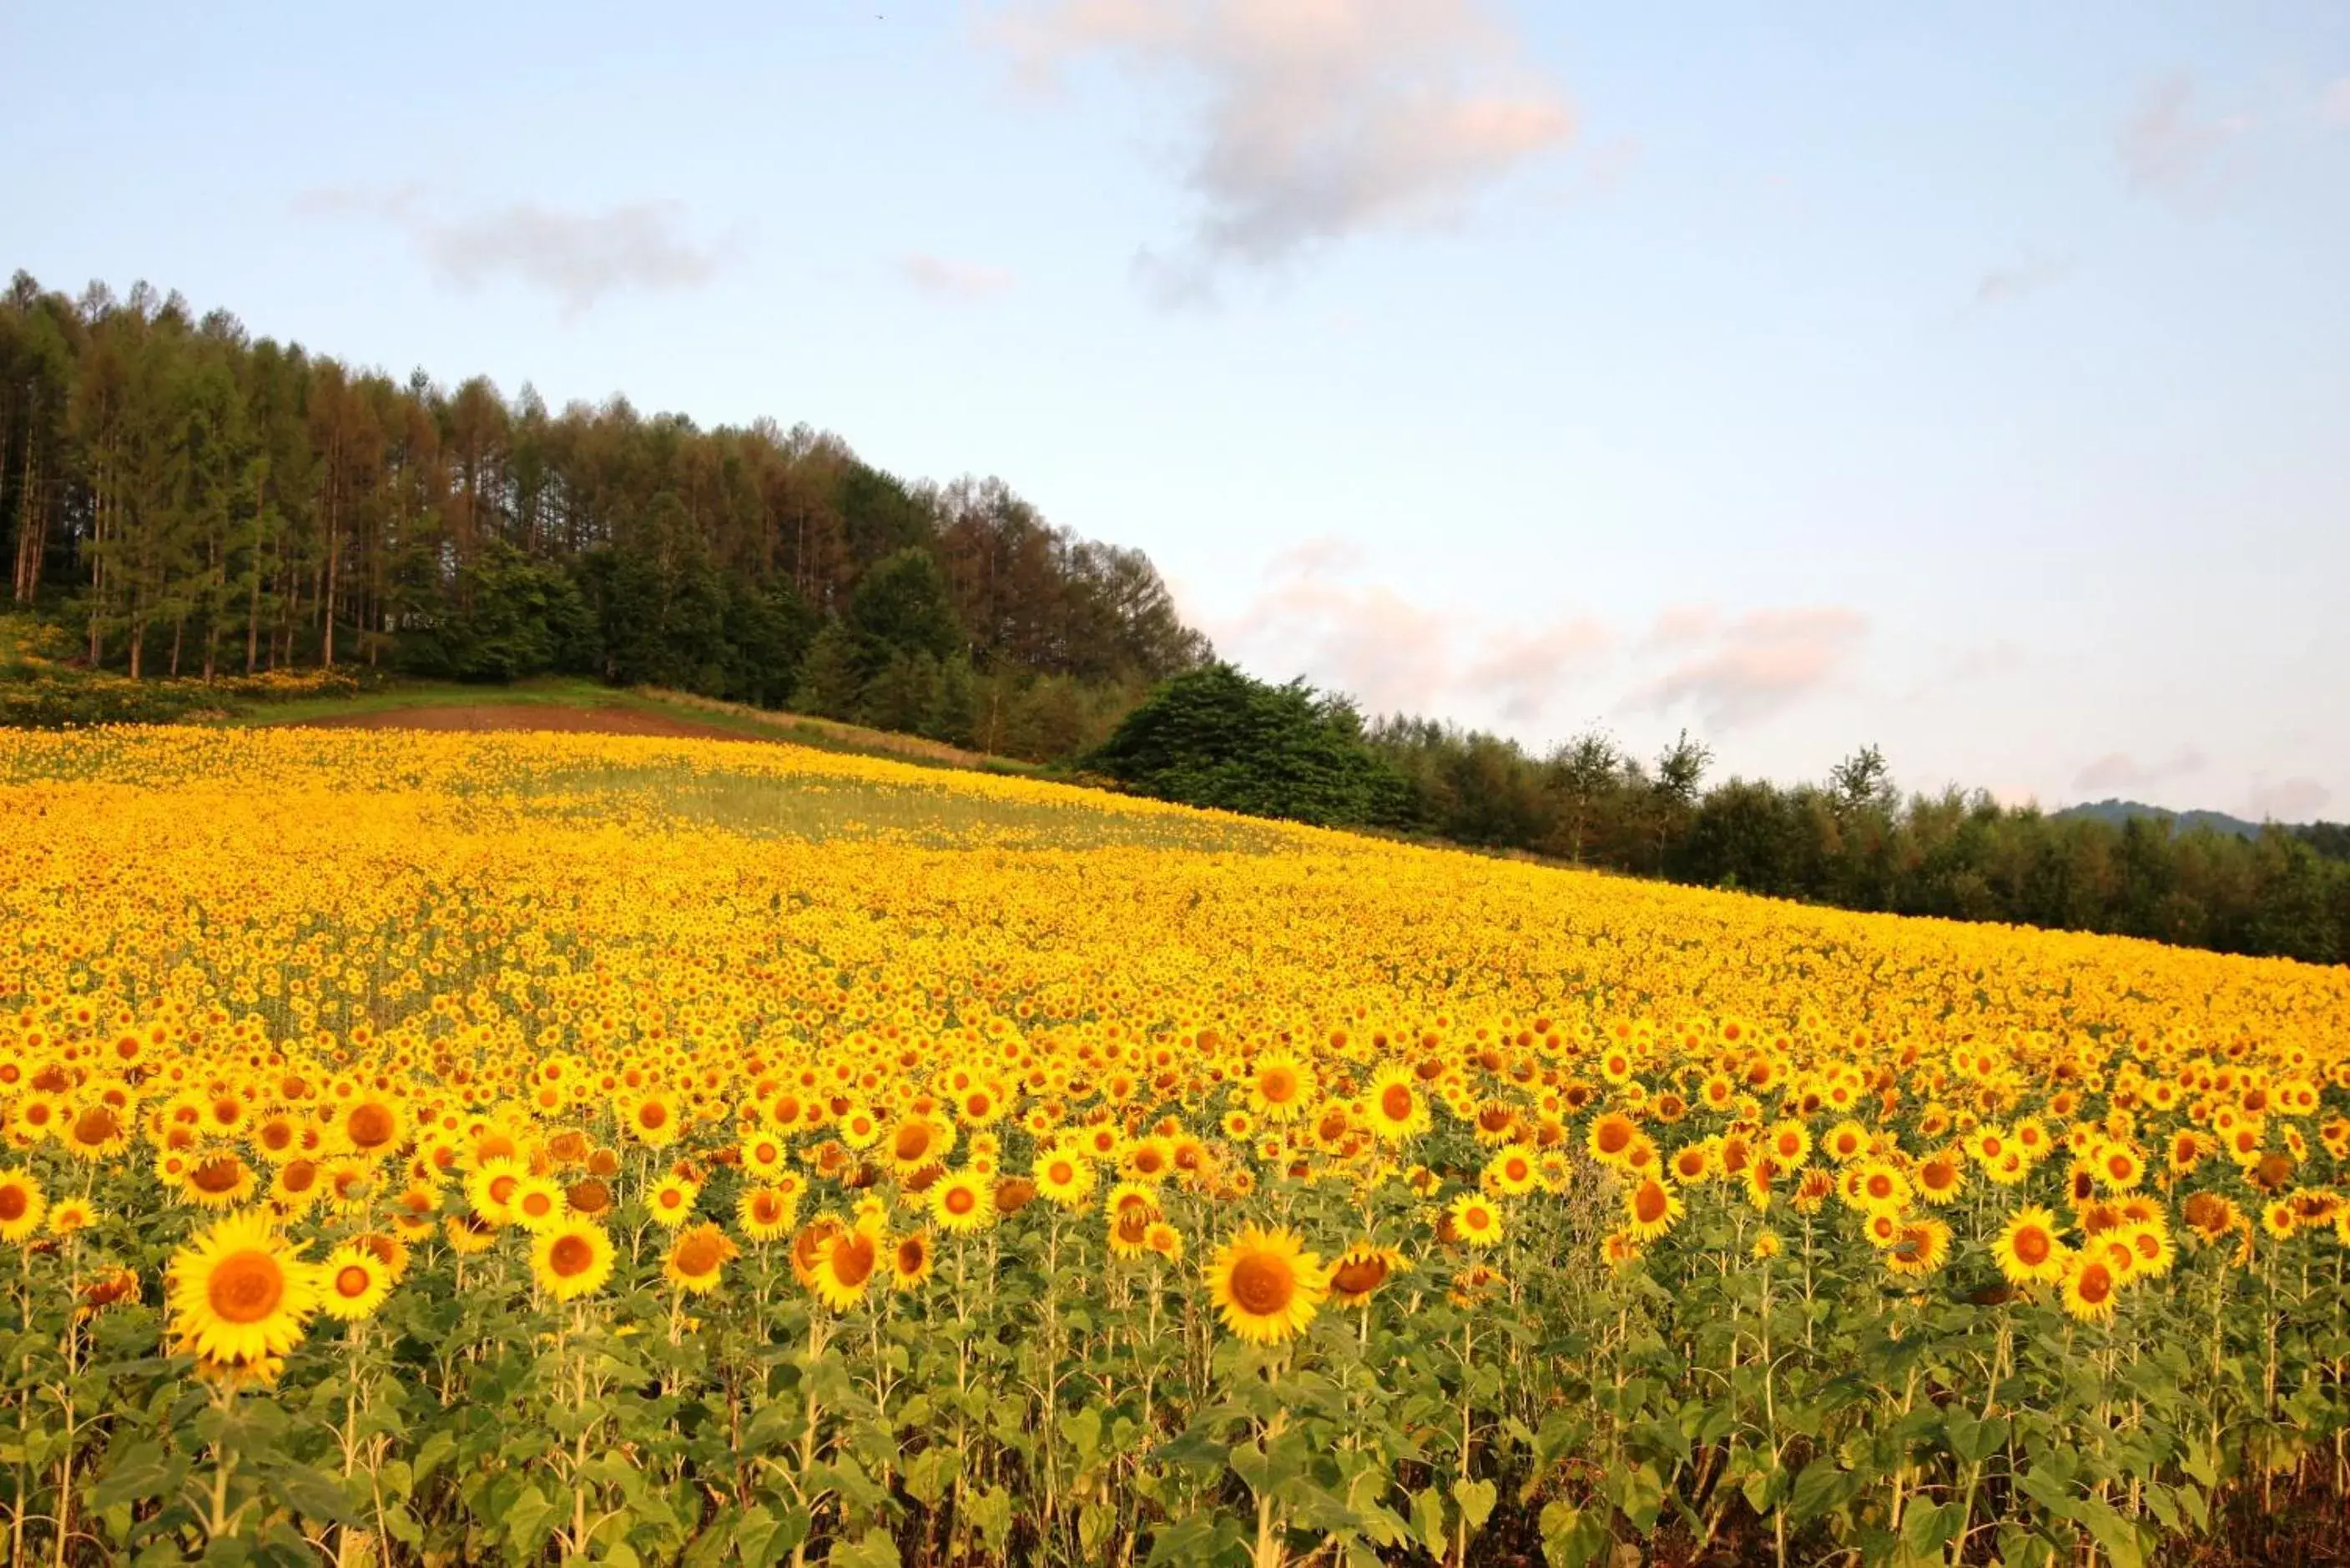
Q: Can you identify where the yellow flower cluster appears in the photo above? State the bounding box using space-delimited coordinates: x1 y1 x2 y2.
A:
0 724 2344 1560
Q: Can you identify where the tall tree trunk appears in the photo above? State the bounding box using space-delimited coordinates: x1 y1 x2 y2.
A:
87 463 107 665
322 488 340 669
169 613 184 677
12 436 41 604
245 521 263 677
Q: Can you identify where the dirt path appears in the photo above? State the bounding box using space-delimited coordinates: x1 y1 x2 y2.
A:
292 703 756 741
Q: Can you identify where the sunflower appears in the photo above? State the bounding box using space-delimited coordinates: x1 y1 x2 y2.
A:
1914 1152 1966 1206
0 1170 47 1243
445 1213 498 1255
509 1175 567 1233
1885 1218 1951 1278
809 1222 883 1312
2118 1221 2176 1280
1446 1191 1505 1248
1853 1162 1912 1214
48 1197 96 1236
1143 1221 1185 1264
1587 1112 1640 1167
183 1152 258 1210
737 1184 798 1243
2060 1256 2121 1323
738 1128 794 1175
890 1228 936 1291
1485 1143 1540 1197
62 1102 132 1162
319 1243 393 1322
1033 1148 1097 1209
2093 1142 2146 1193
884 1115 954 1174
1624 1175 1684 1242
1106 1182 1162 1260
663 1223 739 1295
1364 1065 1433 1142
624 1092 682 1149
1994 1206 2067 1286
531 1220 616 1301
341 1096 403 1157
166 1209 323 1366
1763 1120 1813 1170
928 1170 996 1234
1329 1241 1409 1306
465 1157 527 1225
324 1157 378 1214
1244 1051 1316 1123
1204 1225 1330 1344
269 1157 325 1215
644 1173 700 1229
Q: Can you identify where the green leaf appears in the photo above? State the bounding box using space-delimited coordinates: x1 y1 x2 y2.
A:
1412 1486 1449 1558
1454 1477 1497 1533
969 1485 1013 1553
2071 1496 2145 1568
1944 1409 2009 1465
828 1527 900 1568
1900 1500 1962 1560
504 1482 558 1560
1538 1500 1611 1568
1787 1460 1863 1527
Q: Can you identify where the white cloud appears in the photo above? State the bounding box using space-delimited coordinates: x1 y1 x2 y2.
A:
988 0 1574 292
902 254 1016 300
1971 250 2074 309
296 187 725 316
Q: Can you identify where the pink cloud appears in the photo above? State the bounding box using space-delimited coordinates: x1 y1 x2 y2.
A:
1639 606 1868 729
2247 775 2331 824
2073 746 2206 794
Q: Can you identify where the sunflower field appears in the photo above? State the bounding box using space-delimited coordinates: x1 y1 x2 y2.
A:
1 726 2346 1568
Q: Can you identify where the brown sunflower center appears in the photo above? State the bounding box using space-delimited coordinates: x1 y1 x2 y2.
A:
208 1249 286 1323
828 1234 876 1288
673 1231 726 1278
1634 1182 1670 1224
1332 1255 1389 1296
335 1264 373 1298
2014 1227 2050 1266
346 1103 395 1149
548 1234 597 1277
73 1106 120 1146
1228 1250 1296 1316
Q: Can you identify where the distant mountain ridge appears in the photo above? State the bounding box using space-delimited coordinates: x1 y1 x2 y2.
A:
2054 799 2272 839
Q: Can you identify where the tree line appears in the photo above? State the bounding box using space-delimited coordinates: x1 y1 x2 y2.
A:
1090 667 2350 966
0 271 1208 758
8 269 2343 965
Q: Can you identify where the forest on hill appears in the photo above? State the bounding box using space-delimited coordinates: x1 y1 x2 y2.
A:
4 270 2346 964
0 271 1206 759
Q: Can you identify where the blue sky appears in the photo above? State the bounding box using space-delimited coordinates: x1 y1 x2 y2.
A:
10 1 2347 818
